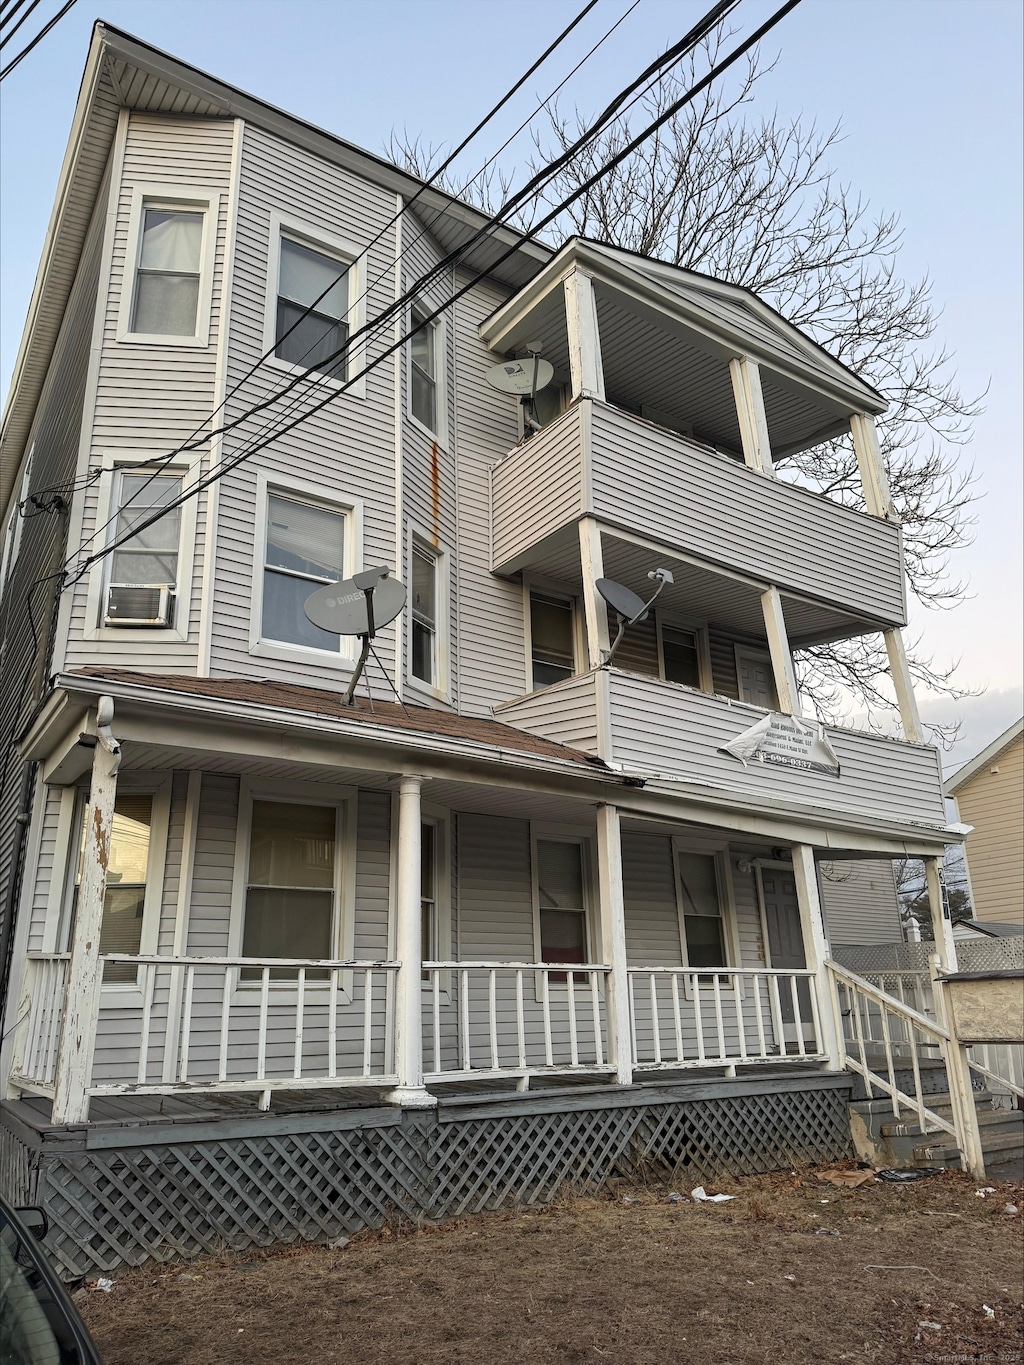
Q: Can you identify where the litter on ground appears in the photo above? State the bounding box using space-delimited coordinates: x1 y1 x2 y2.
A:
690 1186 735 1203
816 1168 876 1188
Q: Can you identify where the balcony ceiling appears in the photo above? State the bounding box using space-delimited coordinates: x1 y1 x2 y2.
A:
480 239 887 462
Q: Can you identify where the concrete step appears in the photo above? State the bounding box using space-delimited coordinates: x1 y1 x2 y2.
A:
882 1107 1023 1140
915 1125 1024 1167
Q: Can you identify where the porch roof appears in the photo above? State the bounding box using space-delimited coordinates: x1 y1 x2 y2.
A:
48 668 617 772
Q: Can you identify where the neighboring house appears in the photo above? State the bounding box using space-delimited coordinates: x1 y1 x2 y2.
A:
945 719 1024 929
952 919 1024 941
0 25 963 1276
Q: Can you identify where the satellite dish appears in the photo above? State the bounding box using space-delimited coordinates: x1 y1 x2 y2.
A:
597 577 649 622
304 568 406 636
485 357 554 395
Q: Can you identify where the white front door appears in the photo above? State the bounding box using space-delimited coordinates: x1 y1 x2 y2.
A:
736 648 778 710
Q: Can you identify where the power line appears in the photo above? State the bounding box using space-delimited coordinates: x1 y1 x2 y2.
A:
63 0 641 564
71 0 739 574
67 0 801 588
0 0 42 45
0 0 77 81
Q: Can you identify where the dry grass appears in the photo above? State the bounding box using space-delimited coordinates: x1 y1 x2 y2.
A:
80 1165 1023 1365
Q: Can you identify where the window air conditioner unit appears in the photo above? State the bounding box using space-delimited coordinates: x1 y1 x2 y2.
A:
104 584 174 627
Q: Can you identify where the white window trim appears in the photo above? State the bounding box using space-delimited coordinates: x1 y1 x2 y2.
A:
261 211 366 400
228 779 358 1000
656 611 714 693
83 450 201 643
734 643 779 711
523 575 585 696
406 302 449 449
116 184 220 347
530 824 596 998
249 470 364 668
670 838 743 990
0 442 34 592
56 774 173 1007
405 525 450 705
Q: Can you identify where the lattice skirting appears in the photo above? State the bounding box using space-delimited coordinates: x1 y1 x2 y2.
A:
1 1080 853 1280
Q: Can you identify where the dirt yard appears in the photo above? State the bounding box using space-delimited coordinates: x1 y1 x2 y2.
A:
79 1164 1023 1365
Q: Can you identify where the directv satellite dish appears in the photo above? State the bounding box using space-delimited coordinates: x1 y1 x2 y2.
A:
304 568 406 636
485 357 554 395
304 566 406 705
597 578 649 623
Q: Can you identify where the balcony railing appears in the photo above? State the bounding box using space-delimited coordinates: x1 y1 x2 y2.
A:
498 670 947 832
490 400 906 628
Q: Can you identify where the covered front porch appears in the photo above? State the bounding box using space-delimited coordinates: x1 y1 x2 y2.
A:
1 670 895 1128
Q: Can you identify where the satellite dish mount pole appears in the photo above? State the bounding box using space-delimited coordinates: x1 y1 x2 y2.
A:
602 568 675 668
343 568 384 706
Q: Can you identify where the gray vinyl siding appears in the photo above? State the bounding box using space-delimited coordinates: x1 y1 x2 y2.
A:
820 858 902 946
209 121 401 685
496 673 601 755
450 272 531 716
27 789 67 954
64 113 237 675
708 628 741 698
489 400 906 627
608 670 946 827
0 162 107 964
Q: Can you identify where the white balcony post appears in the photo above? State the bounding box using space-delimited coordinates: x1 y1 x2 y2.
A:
884 629 925 745
923 855 958 973
564 267 605 402
385 775 436 1107
595 803 633 1086
51 699 121 1125
578 517 611 669
790 844 841 1069
729 355 772 475
849 413 894 519
759 586 801 715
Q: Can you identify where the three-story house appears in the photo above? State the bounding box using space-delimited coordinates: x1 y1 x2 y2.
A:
0 24 970 1278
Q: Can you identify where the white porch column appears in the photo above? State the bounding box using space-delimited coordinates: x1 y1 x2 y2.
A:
849 413 894 519
884 629 924 745
923 855 958 973
928 953 986 1181
790 844 842 1069
578 517 611 668
729 355 772 474
385 775 436 1107
595 804 633 1086
759 586 801 715
564 268 605 401
51 699 121 1126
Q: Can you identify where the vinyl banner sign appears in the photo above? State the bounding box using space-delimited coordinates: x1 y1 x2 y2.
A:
720 712 840 776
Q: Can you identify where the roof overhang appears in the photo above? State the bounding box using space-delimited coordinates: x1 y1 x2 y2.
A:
944 717 1024 795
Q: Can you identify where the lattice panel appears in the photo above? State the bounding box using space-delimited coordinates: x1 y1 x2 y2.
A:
629 1088 852 1180
35 1124 431 1280
6 1084 854 1280
0 1120 36 1207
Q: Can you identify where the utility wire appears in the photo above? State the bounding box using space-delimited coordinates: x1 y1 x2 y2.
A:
66 0 801 589
0 0 41 45
62 0 639 561
144 0 740 513
68 0 738 572
0 0 77 80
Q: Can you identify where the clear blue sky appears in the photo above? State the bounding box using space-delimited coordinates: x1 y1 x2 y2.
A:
1 0 1020 764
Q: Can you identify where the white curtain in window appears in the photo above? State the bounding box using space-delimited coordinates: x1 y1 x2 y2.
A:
140 211 203 273
279 238 348 318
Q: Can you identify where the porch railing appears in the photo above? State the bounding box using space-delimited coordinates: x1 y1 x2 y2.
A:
13 954 401 1108
11 953 70 1093
856 968 1024 1103
422 962 614 1084
627 968 827 1072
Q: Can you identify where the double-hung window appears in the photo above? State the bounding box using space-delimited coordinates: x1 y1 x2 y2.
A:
131 206 204 337
69 795 154 983
275 236 350 380
536 839 588 981
529 592 575 690
261 492 347 652
677 852 727 970
409 305 438 433
421 821 437 977
242 800 337 979
104 471 183 627
661 624 702 688
410 541 441 688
